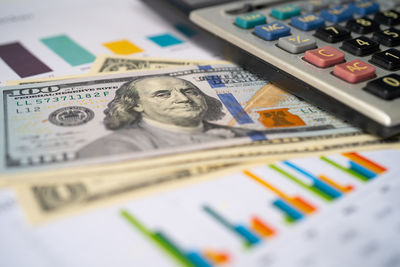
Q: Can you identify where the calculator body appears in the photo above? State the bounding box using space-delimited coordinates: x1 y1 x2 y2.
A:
148 0 400 137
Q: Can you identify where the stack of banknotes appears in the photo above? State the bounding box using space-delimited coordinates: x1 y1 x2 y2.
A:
2 55 400 267
1 54 400 225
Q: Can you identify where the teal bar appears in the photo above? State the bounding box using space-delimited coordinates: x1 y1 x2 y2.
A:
186 252 213 267
174 23 197 37
203 205 235 231
41 34 95 66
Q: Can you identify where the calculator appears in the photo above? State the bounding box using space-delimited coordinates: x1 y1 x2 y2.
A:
149 0 400 137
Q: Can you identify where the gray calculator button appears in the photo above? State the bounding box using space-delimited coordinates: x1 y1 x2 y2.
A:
302 0 330 12
378 0 400 8
278 34 317 54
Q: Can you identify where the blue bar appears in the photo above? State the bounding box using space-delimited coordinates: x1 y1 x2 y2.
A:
283 161 342 199
234 225 261 245
273 199 303 221
312 179 342 199
186 252 213 267
349 161 376 180
175 23 197 37
148 33 184 47
218 93 254 124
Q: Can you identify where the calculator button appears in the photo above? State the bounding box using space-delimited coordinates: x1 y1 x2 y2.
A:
377 0 400 10
349 0 380 16
314 25 351 43
235 13 267 29
333 0 353 4
346 17 380 34
271 4 301 20
372 28 400 47
333 60 376 83
305 46 345 67
341 36 380 56
302 0 330 12
364 74 400 100
370 48 400 70
374 10 400 26
278 34 317 53
320 6 353 23
291 14 325 31
253 22 291 41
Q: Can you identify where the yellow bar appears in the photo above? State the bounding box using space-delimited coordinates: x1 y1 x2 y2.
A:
243 170 312 214
319 175 354 193
103 39 143 55
243 170 289 200
343 152 386 174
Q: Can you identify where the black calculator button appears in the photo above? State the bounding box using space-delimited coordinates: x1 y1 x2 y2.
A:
364 74 400 100
341 36 380 56
314 24 351 43
372 28 400 47
374 10 400 26
346 17 380 34
370 48 400 70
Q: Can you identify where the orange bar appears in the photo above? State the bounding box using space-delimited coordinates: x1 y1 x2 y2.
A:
292 196 317 213
343 152 387 174
251 216 276 238
204 250 230 264
243 170 313 214
319 175 354 193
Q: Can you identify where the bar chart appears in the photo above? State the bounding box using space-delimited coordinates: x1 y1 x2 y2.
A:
1 149 399 267
118 150 398 267
0 0 216 84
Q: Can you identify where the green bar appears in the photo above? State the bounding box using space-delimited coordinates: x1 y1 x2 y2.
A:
121 210 153 237
153 232 196 267
284 216 296 225
320 156 369 182
121 210 194 267
269 164 333 201
41 34 95 66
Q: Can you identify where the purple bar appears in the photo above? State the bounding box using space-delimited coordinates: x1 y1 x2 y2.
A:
0 42 52 78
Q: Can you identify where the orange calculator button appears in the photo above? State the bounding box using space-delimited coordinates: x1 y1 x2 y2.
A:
333 59 376 83
304 46 345 67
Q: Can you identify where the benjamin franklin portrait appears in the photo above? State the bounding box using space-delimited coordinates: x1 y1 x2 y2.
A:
78 76 246 158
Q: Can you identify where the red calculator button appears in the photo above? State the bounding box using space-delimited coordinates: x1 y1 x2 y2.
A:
304 46 345 67
333 59 376 83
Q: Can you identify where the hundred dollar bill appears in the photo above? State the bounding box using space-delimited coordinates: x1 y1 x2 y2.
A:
6 57 229 86
13 132 400 224
89 54 229 74
0 64 354 174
